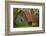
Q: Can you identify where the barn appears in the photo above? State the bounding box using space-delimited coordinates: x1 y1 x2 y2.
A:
15 9 38 26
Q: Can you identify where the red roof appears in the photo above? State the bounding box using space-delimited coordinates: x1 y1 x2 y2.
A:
24 12 34 22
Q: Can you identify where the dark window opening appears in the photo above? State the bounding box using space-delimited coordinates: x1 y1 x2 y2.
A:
21 19 22 22
28 21 32 25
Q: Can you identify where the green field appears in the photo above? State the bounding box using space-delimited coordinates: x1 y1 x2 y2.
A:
14 24 39 28
14 24 32 28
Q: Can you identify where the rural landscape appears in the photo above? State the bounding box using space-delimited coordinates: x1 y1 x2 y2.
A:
13 8 39 28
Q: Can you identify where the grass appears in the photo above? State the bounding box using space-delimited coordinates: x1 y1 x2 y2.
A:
14 24 32 28
14 23 39 28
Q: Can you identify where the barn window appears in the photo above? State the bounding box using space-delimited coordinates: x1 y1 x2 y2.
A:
28 21 32 24
21 19 22 22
